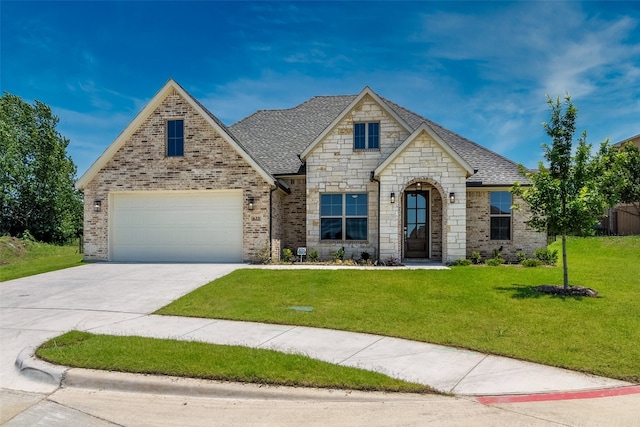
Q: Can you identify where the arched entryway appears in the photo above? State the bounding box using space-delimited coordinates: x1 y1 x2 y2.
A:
402 181 443 261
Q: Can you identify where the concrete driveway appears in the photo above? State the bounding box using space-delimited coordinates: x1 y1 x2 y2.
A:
0 263 242 393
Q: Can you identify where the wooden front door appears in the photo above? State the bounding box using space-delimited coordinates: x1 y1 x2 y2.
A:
404 191 429 258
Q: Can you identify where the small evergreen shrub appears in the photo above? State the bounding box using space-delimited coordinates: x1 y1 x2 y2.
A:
521 258 542 267
307 249 319 262
516 251 527 264
282 248 293 263
360 251 371 261
486 258 502 266
332 247 345 261
256 246 271 264
453 259 472 266
534 248 558 265
470 251 483 264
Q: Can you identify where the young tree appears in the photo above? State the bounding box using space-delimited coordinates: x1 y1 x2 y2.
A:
0 92 83 243
513 95 611 289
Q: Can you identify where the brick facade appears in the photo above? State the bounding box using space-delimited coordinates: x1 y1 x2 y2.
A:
82 89 272 262
80 82 547 265
466 189 547 261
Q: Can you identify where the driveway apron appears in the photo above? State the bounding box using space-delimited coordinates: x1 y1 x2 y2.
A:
0 263 242 392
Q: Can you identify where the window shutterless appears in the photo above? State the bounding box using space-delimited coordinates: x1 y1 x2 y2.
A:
167 119 184 157
320 193 368 240
490 191 511 240
353 122 379 150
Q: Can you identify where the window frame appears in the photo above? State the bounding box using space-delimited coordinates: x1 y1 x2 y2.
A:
353 122 380 150
166 119 184 157
320 193 368 241
489 191 512 241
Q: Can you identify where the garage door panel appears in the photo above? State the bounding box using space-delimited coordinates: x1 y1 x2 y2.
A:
111 191 243 262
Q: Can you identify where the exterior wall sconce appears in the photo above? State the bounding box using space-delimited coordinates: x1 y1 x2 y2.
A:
416 182 422 190
247 197 255 210
390 192 396 204
93 200 102 212
449 192 455 204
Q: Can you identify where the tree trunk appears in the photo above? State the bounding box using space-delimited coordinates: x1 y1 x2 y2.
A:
562 234 569 289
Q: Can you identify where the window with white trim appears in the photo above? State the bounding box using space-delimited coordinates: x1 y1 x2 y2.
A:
320 193 368 240
490 191 511 240
353 122 379 150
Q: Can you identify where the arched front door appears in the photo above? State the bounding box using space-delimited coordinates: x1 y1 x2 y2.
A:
404 190 430 258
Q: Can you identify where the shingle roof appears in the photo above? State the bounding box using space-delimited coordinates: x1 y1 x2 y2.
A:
229 95 356 175
228 91 526 186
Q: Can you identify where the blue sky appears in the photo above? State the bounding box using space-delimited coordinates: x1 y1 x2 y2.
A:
2 1 639 178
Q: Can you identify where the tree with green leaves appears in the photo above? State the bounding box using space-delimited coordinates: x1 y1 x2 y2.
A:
615 141 640 217
0 92 83 243
513 95 613 290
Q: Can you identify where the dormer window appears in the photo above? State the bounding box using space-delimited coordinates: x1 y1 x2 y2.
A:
354 122 379 150
167 119 184 157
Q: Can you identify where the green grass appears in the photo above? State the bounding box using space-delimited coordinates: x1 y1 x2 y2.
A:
0 236 84 281
157 236 640 383
37 331 434 394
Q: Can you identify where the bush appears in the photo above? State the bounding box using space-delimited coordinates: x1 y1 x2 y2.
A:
332 247 345 262
256 246 271 264
282 248 293 263
516 251 527 264
307 249 319 262
521 258 543 267
488 248 505 266
486 258 502 267
470 251 483 264
453 259 472 266
534 248 558 265
360 251 371 261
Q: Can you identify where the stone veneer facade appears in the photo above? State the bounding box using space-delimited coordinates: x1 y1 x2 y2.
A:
466 189 547 261
378 133 468 263
82 89 272 262
305 95 469 262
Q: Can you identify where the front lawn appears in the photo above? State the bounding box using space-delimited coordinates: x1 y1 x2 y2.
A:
0 236 84 282
157 236 640 382
36 331 434 394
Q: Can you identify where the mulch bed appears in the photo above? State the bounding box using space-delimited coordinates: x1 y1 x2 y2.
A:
534 285 598 297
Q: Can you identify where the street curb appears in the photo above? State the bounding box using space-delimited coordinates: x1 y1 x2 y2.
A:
15 348 431 402
62 368 429 402
15 346 68 387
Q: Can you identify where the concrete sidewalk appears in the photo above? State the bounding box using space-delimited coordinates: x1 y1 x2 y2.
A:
16 314 632 396
2 263 635 398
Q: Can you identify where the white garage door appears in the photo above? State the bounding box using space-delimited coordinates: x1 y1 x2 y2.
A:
110 191 243 262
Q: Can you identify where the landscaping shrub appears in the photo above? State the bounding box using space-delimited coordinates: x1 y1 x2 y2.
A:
282 248 293 263
521 258 543 267
486 258 502 266
256 246 271 264
452 259 472 266
332 247 345 261
516 251 527 264
534 247 558 265
307 249 319 262
470 250 483 264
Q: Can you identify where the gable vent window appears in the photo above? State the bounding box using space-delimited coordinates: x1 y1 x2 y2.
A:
490 191 512 240
167 119 184 157
353 122 379 150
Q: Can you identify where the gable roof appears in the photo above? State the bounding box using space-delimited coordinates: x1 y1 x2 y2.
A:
76 79 275 189
298 87 413 160
232 88 527 186
375 123 474 177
